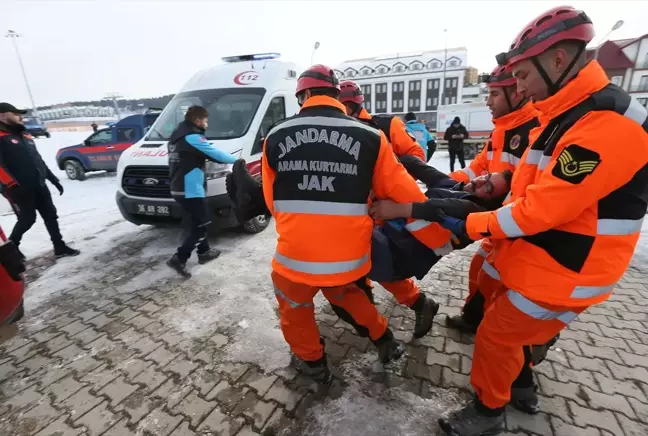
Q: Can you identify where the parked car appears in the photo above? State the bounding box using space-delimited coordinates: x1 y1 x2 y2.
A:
23 116 50 138
56 112 160 180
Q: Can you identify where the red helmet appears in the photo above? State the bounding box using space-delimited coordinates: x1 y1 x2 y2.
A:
486 65 516 88
296 65 340 96
339 81 364 104
496 6 594 67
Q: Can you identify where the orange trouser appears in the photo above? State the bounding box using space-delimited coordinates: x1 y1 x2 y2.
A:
465 239 493 307
380 278 420 307
272 270 388 362
472 286 587 409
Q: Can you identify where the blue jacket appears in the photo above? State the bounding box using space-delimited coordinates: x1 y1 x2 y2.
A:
405 121 434 156
168 121 237 198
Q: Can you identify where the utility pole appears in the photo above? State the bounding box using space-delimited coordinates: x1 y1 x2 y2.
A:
311 42 320 66
594 20 624 61
6 30 37 115
103 92 123 120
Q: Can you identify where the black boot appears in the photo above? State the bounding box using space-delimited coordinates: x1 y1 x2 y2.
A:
54 243 80 259
510 385 540 415
445 314 479 334
167 254 191 278
410 293 439 338
197 248 221 265
290 337 332 384
373 329 405 364
438 399 505 436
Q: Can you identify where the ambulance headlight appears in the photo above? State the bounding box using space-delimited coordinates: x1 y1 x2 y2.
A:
205 149 242 180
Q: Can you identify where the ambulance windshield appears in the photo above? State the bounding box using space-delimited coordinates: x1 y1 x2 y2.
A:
147 88 266 141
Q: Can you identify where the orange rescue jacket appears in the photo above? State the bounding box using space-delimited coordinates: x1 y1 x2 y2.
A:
466 61 648 308
358 109 426 161
450 102 539 183
262 97 450 287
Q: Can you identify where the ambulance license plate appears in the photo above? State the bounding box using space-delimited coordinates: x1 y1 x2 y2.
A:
136 204 171 216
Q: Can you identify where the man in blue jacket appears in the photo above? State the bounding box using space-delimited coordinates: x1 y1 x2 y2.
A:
404 112 436 162
167 105 237 278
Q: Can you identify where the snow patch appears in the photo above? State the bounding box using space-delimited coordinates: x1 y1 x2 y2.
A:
290 355 465 436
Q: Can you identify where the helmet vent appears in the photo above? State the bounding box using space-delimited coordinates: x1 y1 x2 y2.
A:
536 15 553 26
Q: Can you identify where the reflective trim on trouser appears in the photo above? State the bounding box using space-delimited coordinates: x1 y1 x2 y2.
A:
466 239 492 308
271 271 387 361
471 291 588 409
380 278 420 307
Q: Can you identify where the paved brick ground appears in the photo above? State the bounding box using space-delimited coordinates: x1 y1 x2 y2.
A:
0 225 646 436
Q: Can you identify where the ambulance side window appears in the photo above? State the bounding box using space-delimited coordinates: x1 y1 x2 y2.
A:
252 96 286 155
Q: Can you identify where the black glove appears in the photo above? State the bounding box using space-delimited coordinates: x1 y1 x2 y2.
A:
50 179 64 195
0 241 26 281
411 197 485 222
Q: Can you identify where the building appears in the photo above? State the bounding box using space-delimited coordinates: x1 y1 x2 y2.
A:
587 33 648 108
464 67 479 86
335 48 470 128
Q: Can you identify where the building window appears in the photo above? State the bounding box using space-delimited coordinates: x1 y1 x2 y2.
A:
428 60 442 69
638 75 648 92
394 65 405 73
611 76 623 86
415 81 421 91
433 97 438 106
411 63 422 71
448 60 458 67
377 66 388 74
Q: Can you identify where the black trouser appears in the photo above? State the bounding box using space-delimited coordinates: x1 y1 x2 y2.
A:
175 197 211 262
448 145 466 172
9 185 63 248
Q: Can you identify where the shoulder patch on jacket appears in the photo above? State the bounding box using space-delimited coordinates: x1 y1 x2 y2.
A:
552 144 601 184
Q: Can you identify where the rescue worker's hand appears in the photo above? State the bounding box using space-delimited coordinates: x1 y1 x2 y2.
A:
369 200 412 221
51 180 64 196
438 215 468 237
0 241 26 281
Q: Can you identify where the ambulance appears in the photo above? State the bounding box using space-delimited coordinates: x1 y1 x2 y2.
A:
116 53 301 233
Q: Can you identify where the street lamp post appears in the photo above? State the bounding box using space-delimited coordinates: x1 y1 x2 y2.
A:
6 30 37 114
594 20 624 60
311 41 320 66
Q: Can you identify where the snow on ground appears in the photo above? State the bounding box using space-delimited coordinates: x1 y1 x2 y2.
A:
289 354 465 436
0 131 132 258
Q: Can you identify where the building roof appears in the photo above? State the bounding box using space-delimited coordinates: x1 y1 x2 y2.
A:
586 40 634 69
336 47 468 78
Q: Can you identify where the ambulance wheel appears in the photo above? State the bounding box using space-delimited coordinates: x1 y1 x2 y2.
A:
64 160 86 181
44 132 51 138
242 215 271 234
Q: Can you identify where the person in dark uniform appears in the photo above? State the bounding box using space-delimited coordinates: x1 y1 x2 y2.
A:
166 105 237 278
0 103 79 259
444 116 469 172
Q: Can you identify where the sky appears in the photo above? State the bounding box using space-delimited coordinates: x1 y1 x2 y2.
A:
2 0 647 108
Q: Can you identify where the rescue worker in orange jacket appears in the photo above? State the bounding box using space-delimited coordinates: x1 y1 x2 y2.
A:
338 80 449 339
339 81 426 161
380 7 648 435
262 65 451 383
445 67 539 333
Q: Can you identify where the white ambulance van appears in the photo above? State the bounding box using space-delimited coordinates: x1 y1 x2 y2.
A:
116 53 301 233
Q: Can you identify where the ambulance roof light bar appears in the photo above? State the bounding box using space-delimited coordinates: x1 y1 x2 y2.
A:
222 53 281 63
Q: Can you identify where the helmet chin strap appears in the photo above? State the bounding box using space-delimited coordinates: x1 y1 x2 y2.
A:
531 42 586 96
503 87 525 114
